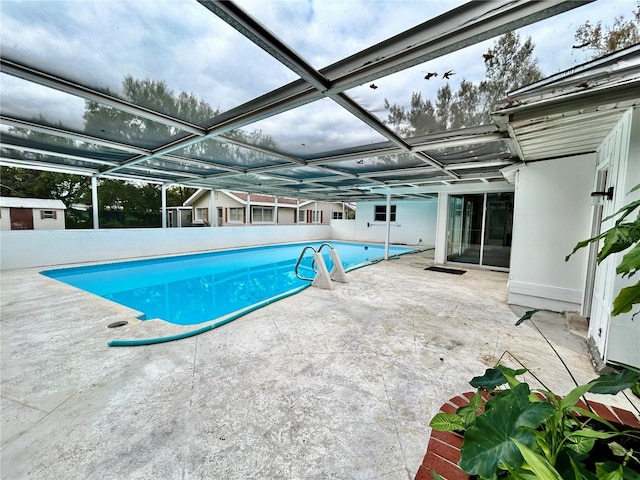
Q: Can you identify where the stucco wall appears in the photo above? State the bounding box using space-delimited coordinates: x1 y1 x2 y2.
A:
332 199 437 246
508 153 597 312
0 225 331 270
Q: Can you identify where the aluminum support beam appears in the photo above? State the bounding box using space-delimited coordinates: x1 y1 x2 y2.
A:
161 184 168 228
384 192 391 260
91 176 99 230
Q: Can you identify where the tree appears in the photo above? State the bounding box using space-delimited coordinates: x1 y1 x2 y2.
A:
84 75 278 164
574 2 640 58
3 76 280 228
97 179 162 228
167 186 198 207
383 31 543 136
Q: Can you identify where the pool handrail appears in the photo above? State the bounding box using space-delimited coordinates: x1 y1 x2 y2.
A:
294 245 319 281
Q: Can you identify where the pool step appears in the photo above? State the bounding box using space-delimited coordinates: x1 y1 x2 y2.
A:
295 243 349 290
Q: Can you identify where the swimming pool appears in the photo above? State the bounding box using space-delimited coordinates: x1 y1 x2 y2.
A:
42 241 414 326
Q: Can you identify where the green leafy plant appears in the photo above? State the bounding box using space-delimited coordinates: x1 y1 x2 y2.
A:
427 185 640 479
565 183 640 318
430 355 640 479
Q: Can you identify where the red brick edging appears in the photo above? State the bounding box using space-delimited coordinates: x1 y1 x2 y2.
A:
415 392 640 480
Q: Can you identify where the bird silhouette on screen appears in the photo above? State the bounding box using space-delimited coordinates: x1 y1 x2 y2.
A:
443 70 455 79
424 72 438 80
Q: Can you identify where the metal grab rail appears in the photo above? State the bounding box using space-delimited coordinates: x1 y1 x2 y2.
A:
294 243 336 281
294 245 320 281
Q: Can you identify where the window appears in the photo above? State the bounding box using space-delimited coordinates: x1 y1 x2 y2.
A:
252 207 274 223
298 210 306 223
195 207 208 222
41 210 57 219
229 207 244 223
312 210 321 223
332 211 343 219
374 205 396 222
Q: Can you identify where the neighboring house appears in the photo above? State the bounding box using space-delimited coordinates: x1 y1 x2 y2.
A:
167 189 354 227
0 197 66 231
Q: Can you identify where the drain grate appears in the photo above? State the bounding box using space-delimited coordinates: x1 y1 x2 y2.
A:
424 266 466 275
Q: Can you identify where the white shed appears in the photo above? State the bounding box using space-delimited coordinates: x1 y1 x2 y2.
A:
0 197 67 231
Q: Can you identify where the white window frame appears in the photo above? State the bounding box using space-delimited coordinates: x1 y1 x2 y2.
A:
194 207 209 223
312 210 321 223
228 207 244 223
332 211 343 219
252 206 274 223
298 210 306 223
42 210 56 219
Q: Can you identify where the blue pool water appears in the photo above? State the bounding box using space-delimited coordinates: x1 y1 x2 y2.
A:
42 241 414 326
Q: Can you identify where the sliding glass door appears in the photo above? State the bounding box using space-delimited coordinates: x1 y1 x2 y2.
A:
447 192 514 269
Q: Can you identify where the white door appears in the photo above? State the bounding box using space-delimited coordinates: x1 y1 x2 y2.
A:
588 170 616 356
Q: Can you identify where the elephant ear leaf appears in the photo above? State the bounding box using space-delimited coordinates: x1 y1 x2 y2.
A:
589 368 640 395
469 368 507 389
459 384 554 478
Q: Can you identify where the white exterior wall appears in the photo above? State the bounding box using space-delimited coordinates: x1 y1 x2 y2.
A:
277 208 295 225
0 225 330 270
508 153 597 312
332 200 437 246
0 207 10 231
298 202 334 225
0 207 66 231
330 219 358 241
33 209 66 230
195 192 299 226
602 108 640 368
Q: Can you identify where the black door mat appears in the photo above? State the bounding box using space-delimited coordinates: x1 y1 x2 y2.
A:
424 266 466 275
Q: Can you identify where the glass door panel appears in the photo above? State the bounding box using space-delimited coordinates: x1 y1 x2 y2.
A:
482 193 514 268
447 194 484 265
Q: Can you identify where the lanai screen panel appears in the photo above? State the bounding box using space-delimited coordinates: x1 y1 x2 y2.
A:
0 0 299 125
2 0 616 199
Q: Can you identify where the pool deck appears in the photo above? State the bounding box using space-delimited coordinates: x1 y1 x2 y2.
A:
2 250 638 479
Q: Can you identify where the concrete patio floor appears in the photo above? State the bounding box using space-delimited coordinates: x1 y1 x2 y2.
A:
2 250 638 479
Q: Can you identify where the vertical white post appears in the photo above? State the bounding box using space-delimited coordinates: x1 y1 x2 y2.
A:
161 184 167 229
384 192 391 260
91 176 99 230
296 199 300 225
246 193 251 227
274 196 278 224
434 192 449 264
314 200 318 224
210 189 216 227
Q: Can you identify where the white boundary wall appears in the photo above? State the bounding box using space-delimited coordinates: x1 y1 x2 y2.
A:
0 225 330 270
507 153 597 312
331 199 438 246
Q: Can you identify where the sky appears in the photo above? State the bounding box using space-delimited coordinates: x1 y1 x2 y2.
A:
1 0 637 156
